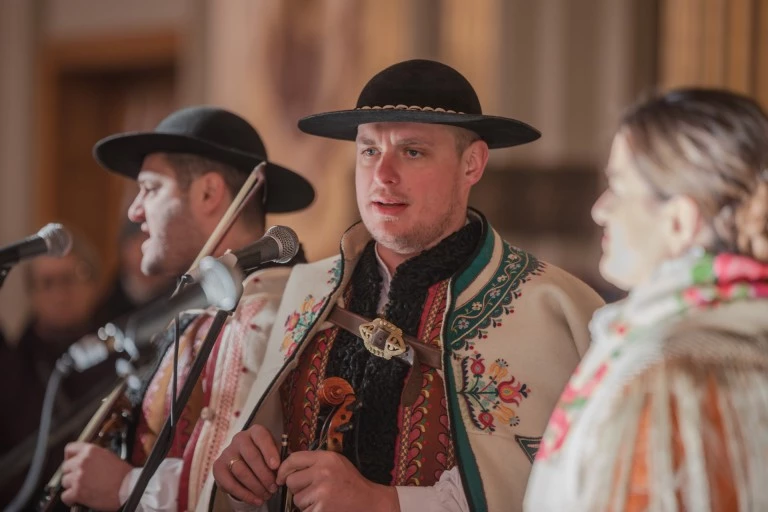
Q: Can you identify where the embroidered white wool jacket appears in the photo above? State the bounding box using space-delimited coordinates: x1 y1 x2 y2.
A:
201 212 604 512
118 266 292 512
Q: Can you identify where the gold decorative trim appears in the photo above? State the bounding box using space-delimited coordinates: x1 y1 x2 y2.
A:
357 104 465 114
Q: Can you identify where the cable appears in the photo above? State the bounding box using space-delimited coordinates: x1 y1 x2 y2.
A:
5 362 66 512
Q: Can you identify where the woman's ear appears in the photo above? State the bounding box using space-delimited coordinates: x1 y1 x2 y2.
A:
661 194 704 257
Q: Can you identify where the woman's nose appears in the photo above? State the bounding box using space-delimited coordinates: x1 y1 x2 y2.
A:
591 189 610 226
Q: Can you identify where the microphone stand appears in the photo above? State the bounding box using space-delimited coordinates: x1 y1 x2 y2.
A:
120 308 232 512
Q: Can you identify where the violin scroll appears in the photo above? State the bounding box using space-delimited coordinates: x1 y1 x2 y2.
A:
317 377 357 453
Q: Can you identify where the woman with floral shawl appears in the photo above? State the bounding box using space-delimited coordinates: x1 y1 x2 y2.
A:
525 88 768 511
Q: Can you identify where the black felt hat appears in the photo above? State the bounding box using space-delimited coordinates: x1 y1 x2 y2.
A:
94 106 315 213
298 59 541 149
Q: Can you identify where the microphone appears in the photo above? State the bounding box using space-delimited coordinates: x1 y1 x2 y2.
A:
185 225 299 283
0 223 72 267
62 256 244 372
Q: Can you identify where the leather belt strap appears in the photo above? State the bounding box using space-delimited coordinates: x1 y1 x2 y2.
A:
328 306 442 370
327 306 443 407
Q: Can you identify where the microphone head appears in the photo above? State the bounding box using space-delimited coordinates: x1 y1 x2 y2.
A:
38 223 72 258
265 225 299 264
198 256 244 311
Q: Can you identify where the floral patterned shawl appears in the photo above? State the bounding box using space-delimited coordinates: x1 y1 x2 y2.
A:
525 250 768 511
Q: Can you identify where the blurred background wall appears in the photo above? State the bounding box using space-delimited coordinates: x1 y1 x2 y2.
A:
1 0 766 341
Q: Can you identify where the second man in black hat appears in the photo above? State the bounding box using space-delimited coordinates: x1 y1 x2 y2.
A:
58 106 314 511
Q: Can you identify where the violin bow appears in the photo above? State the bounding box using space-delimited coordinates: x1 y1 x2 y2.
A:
186 161 267 274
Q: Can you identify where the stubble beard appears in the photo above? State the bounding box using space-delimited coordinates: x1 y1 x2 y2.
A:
141 203 205 278
369 200 459 257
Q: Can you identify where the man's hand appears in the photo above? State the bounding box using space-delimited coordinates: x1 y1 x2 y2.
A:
276 451 399 512
212 425 281 508
60 442 133 511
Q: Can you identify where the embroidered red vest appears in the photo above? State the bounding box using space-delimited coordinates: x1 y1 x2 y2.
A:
280 279 455 486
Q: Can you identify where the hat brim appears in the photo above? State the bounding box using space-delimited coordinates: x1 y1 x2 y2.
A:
93 132 314 213
298 109 541 149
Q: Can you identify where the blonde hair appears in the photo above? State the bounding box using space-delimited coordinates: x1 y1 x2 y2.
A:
620 89 768 261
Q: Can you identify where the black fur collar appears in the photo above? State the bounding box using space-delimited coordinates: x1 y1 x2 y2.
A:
324 220 481 484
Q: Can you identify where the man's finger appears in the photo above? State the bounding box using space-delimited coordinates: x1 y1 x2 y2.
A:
60 472 72 490
233 436 277 493
229 457 270 501
215 462 265 507
284 467 314 495
276 451 319 485
60 488 75 506
63 442 84 458
291 485 319 512
60 482 80 506
248 426 280 470
60 456 77 474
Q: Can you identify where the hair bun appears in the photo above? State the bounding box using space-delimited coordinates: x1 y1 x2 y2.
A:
735 178 768 261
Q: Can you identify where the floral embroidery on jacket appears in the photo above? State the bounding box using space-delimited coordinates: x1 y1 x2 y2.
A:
326 257 343 285
458 354 531 433
281 295 325 359
449 244 542 351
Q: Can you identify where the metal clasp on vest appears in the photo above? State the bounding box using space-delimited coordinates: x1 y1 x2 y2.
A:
359 318 407 360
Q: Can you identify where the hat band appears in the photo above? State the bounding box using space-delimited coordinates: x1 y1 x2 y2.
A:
356 104 465 114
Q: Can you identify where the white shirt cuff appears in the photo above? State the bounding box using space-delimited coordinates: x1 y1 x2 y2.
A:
118 458 184 512
395 467 469 512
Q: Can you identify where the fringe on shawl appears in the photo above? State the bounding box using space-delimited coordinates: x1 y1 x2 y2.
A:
576 360 768 512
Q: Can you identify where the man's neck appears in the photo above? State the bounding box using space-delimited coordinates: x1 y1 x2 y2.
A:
375 245 415 277
375 217 470 275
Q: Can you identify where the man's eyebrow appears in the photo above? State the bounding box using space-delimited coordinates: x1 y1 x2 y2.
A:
137 173 160 183
395 138 433 147
354 136 435 146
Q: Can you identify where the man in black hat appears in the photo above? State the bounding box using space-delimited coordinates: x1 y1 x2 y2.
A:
58 106 314 511
210 60 603 512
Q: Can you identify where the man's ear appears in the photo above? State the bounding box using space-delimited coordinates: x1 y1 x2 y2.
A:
661 194 704 257
189 172 228 216
463 140 489 187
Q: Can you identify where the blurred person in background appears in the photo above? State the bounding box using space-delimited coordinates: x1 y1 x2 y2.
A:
0 233 116 508
19 235 101 351
57 105 314 512
525 89 768 511
16 233 111 406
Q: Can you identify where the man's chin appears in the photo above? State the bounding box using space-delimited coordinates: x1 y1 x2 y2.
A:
140 257 166 277
372 233 425 256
